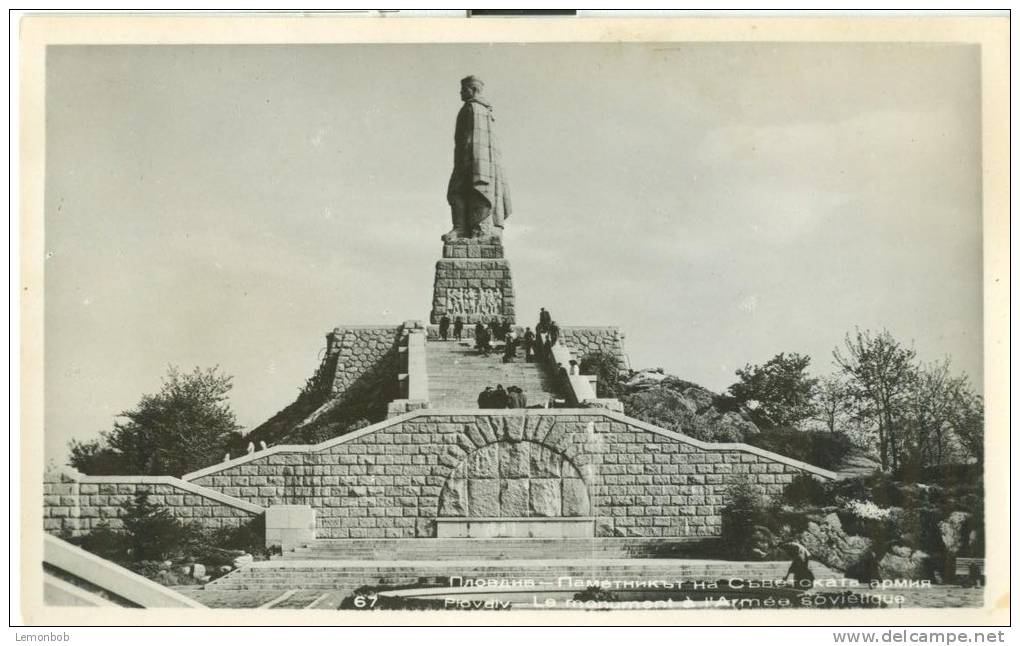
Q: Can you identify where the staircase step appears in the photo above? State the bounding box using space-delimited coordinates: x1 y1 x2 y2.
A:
424 339 560 409
276 537 721 562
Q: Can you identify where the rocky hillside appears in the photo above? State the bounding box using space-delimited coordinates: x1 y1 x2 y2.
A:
617 369 761 443
615 369 878 476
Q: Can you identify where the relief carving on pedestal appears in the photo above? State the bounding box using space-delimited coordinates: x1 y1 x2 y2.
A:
446 286 503 316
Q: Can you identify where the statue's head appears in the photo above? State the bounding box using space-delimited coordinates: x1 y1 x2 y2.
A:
460 75 484 101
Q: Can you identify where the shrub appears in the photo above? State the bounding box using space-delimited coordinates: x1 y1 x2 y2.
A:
720 478 774 559
745 428 854 471
207 515 267 557
844 499 893 521
835 498 899 552
659 376 710 394
830 472 951 510
621 386 753 443
121 492 197 561
578 352 624 398
66 521 129 563
622 387 690 432
711 392 743 414
782 474 831 507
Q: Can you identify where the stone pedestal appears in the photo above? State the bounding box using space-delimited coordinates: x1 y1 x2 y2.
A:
430 237 516 324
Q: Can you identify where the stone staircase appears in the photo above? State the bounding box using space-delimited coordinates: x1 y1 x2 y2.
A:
426 339 560 408
275 538 719 561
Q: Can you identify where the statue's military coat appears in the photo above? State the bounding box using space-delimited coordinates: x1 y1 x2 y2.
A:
447 98 512 228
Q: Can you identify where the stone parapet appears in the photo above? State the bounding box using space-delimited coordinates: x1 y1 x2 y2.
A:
404 326 429 400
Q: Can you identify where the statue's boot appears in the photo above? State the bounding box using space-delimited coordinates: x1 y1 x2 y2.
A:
469 223 502 242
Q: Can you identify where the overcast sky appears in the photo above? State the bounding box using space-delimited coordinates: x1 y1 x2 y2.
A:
44 42 983 462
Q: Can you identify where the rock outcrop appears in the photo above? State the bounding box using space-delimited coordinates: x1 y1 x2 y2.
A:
878 546 934 581
797 512 874 576
619 372 761 443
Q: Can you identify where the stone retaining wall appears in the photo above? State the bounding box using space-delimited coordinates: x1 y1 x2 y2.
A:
43 471 263 537
559 327 628 369
185 410 835 540
325 326 403 396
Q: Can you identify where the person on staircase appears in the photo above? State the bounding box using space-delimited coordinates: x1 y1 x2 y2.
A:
537 307 552 333
481 326 492 356
502 328 518 363
548 320 561 347
555 363 572 404
477 386 494 409
439 314 450 341
474 322 487 354
489 316 503 344
506 385 523 409
492 384 509 408
537 328 552 362
453 316 464 341
523 327 535 363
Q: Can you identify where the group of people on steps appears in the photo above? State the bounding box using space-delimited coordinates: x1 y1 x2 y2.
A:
436 308 560 363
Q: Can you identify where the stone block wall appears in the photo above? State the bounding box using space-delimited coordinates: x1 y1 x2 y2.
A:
560 326 629 370
43 471 264 537
186 410 834 540
326 326 403 396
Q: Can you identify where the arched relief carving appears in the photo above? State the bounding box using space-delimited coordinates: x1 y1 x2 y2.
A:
436 418 591 518
438 440 590 518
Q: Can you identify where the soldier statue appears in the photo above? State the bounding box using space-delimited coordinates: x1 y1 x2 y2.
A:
444 75 512 241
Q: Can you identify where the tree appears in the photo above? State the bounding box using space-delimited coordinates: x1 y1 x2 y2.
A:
833 329 916 473
67 438 123 475
903 359 984 470
949 388 984 466
811 374 853 434
68 365 241 476
728 352 818 429
899 359 958 471
578 351 624 398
